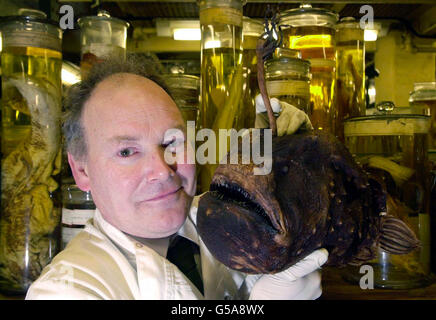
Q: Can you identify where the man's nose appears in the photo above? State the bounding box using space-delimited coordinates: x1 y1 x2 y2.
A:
144 148 176 183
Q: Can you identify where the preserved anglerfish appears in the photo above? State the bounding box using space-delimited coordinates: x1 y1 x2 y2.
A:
196 13 419 274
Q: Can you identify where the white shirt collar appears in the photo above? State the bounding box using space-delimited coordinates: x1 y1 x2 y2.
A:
92 206 200 259
127 234 171 258
93 208 137 256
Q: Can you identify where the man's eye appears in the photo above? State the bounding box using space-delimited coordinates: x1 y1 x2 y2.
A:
118 148 135 157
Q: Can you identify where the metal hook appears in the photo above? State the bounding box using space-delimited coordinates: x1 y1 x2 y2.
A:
261 6 283 61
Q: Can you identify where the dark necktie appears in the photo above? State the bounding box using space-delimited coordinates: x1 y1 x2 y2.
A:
166 235 204 295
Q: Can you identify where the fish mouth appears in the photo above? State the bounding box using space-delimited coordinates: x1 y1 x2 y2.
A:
209 179 277 231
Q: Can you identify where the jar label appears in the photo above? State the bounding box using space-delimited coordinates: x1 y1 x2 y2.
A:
200 7 242 27
266 80 310 97
62 208 95 226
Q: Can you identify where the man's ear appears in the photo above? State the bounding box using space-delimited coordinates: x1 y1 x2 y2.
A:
68 152 91 191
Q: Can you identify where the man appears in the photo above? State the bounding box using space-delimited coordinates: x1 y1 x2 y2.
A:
26 56 328 300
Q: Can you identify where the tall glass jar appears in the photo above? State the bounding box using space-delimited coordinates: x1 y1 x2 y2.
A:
241 17 264 129
280 4 339 134
343 113 431 289
409 82 436 150
164 74 200 123
198 0 244 192
0 10 63 294
78 10 129 79
335 17 365 142
265 48 311 113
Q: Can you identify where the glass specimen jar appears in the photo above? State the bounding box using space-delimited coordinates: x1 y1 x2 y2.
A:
0 10 63 294
78 10 129 79
265 48 311 113
335 17 365 142
164 74 200 123
198 0 245 192
61 185 96 249
409 82 436 150
241 16 264 129
343 112 432 289
280 4 339 134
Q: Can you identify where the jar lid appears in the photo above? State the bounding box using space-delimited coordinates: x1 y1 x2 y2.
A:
0 9 62 51
0 9 57 27
78 10 130 29
265 56 311 77
198 0 247 10
344 114 430 136
280 4 339 28
409 82 436 102
336 17 361 29
243 16 264 36
164 74 200 90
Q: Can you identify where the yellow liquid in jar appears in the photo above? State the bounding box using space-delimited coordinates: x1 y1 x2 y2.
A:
199 46 243 191
200 46 243 129
335 41 365 141
1 46 62 156
283 26 336 60
241 35 260 129
309 65 336 132
283 26 337 134
0 46 62 294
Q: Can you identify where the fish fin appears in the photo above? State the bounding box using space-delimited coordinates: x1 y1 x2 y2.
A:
379 215 420 255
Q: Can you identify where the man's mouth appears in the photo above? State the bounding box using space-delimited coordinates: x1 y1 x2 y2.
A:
144 186 183 202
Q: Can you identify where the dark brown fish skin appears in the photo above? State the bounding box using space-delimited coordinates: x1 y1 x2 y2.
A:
197 130 419 274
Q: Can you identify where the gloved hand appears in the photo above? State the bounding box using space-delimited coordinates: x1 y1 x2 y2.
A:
255 94 313 136
248 248 329 300
255 94 282 114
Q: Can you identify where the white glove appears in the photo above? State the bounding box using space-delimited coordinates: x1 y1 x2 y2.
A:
254 95 313 136
255 94 282 114
248 248 329 300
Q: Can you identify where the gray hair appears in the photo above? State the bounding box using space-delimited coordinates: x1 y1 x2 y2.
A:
63 54 173 160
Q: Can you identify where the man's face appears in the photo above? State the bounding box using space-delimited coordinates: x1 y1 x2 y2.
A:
69 73 196 238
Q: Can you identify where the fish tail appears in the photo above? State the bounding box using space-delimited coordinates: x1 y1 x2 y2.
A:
379 215 420 254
